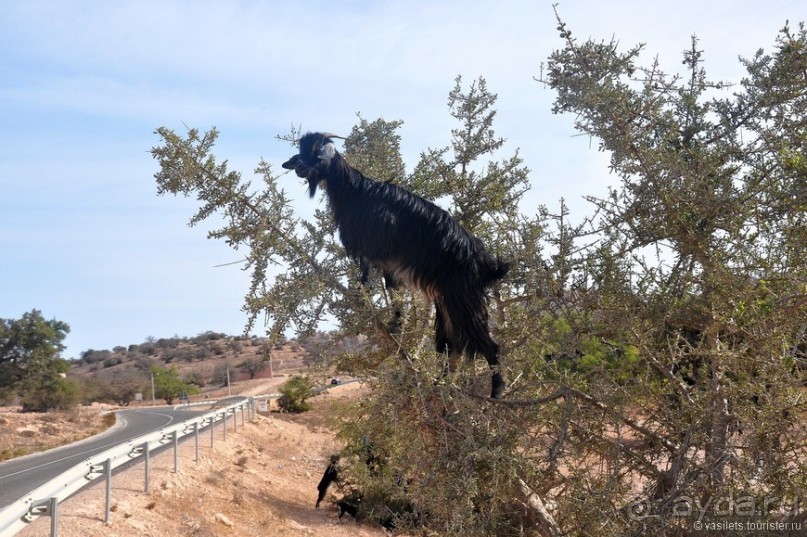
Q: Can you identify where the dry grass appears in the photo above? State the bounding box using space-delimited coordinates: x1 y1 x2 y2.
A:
0 405 117 462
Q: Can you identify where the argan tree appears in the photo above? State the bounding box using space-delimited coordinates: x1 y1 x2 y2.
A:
276 375 313 413
533 15 807 534
152 21 806 532
0 310 78 411
150 365 198 405
237 356 267 379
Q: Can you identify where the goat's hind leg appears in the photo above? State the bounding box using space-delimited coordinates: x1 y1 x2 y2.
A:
358 257 372 286
480 337 506 399
441 295 506 400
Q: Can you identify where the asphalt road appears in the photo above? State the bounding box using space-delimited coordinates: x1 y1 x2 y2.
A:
0 405 212 510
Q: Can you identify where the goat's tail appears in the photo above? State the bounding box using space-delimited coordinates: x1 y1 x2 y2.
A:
480 255 510 287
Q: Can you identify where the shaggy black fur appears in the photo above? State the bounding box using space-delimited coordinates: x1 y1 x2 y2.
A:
283 132 509 398
315 455 340 509
337 493 361 520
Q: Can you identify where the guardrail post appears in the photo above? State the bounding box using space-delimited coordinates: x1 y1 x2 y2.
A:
233 408 238 433
222 412 227 441
49 497 58 537
144 442 151 492
173 430 179 473
241 404 245 426
194 422 200 462
104 458 112 523
210 416 215 448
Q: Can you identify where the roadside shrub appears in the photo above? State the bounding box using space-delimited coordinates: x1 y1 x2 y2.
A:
80 349 111 364
21 378 80 412
184 371 206 388
102 412 117 427
103 357 122 368
277 375 313 413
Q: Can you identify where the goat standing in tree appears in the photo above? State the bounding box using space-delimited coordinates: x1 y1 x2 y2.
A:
283 132 508 399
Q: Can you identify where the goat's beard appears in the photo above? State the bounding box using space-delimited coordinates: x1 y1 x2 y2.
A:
308 176 320 198
281 154 322 197
294 166 322 198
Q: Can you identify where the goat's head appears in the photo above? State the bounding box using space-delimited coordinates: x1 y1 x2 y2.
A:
282 132 340 198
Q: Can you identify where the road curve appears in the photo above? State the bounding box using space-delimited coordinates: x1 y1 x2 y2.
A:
0 405 214 509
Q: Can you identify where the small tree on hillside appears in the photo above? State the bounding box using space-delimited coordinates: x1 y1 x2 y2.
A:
151 365 198 405
277 375 313 413
102 369 148 406
238 356 267 379
211 362 238 387
0 310 78 411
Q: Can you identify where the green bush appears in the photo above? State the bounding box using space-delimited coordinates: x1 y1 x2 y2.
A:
21 378 80 412
277 375 313 413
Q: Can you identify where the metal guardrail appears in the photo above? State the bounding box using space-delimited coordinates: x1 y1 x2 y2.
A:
0 398 254 537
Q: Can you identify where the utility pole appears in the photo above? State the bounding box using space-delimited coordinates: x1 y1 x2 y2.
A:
264 344 273 379
226 367 231 396
151 371 157 407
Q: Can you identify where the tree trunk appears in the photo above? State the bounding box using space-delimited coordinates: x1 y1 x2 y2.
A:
518 478 562 537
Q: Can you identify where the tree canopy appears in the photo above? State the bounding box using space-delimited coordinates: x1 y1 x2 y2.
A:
150 365 199 405
0 309 77 411
152 19 806 536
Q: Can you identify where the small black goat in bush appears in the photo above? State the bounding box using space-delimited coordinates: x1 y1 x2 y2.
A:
316 454 340 509
283 132 508 398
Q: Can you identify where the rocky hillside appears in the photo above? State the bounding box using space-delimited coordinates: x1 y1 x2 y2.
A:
70 333 310 383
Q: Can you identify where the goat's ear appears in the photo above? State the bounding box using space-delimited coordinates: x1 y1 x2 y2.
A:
282 154 300 169
318 142 336 162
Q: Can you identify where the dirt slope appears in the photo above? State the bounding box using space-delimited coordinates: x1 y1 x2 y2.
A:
14 383 389 537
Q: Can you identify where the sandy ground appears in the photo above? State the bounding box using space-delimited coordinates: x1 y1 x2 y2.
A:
10 382 390 537
0 404 117 462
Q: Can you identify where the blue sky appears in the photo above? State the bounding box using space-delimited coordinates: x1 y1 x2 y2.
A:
1 0 802 359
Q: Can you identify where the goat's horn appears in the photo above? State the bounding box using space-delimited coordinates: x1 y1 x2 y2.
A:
321 133 346 140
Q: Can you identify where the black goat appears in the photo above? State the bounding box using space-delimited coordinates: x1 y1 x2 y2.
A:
316 455 340 509
283 132 508 398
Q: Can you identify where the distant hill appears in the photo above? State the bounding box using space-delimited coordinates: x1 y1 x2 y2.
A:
69 332 310 386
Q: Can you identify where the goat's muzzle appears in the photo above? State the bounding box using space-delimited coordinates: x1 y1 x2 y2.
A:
282 154 317 178
282 154 321 197
281 154 301 170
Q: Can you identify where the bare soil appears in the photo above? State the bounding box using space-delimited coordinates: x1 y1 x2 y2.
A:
0 405 116 462
7 381 391 537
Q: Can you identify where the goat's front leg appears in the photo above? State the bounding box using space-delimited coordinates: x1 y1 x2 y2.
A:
382 271 403 335
434 303 461 377
356 261 402 336
484 346 506 399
